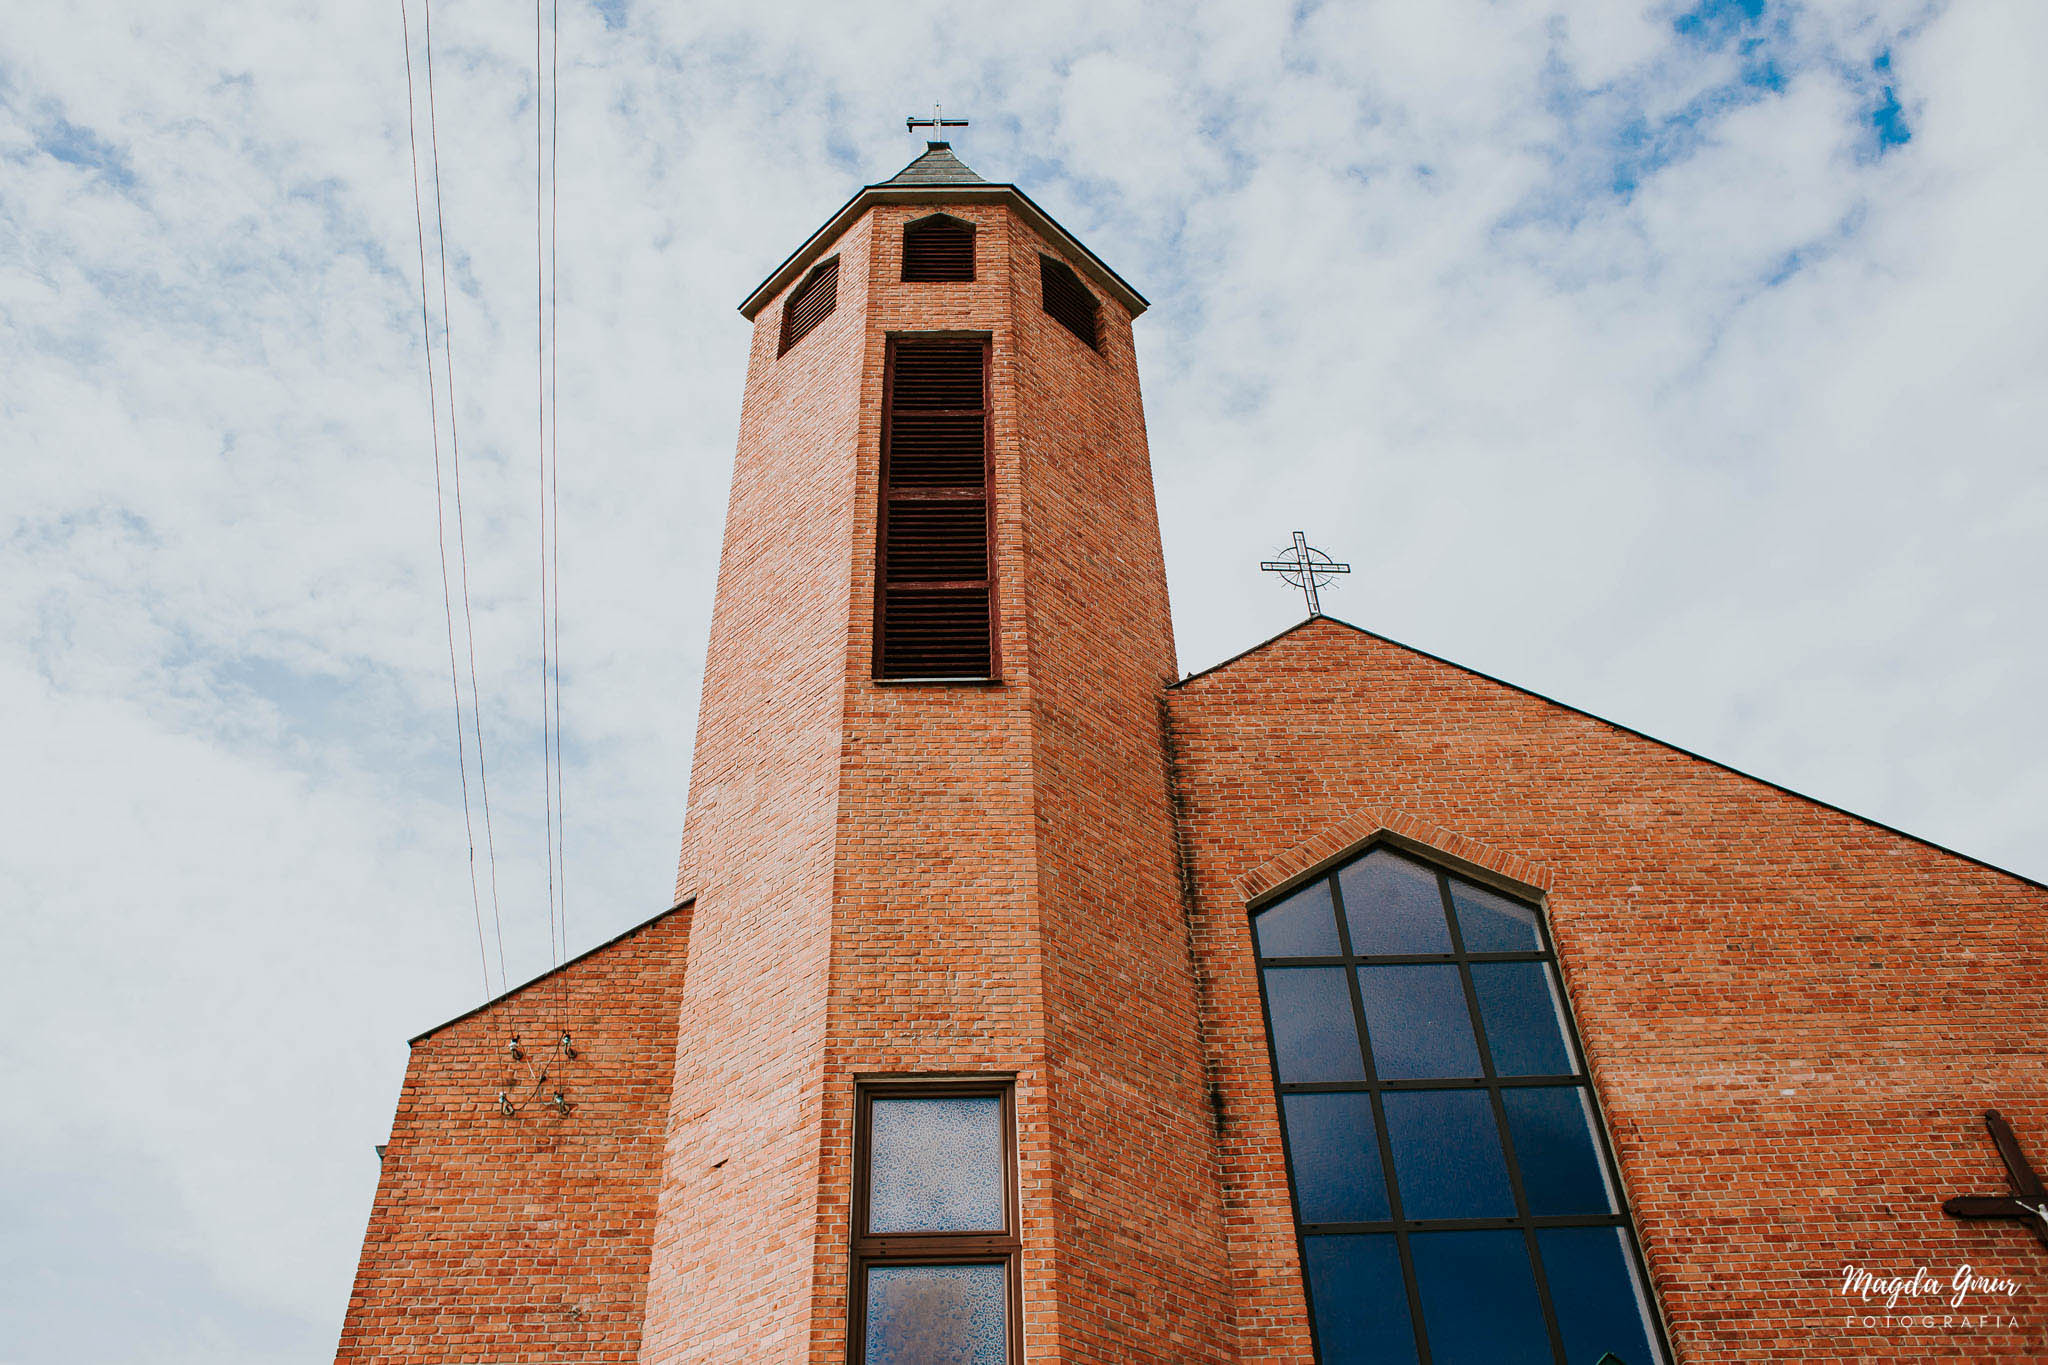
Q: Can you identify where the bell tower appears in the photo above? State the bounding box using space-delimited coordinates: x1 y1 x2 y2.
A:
638 141 1234 1362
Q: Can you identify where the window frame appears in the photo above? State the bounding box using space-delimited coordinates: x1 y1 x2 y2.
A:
1249 837 1673 1365
848 1077 1023 1365
874 333 1000 682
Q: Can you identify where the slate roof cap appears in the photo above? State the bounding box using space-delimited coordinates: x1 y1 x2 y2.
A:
885 142 986 186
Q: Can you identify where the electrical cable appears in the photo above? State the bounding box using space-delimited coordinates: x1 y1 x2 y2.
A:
422 0 510 992
400 0 492 1002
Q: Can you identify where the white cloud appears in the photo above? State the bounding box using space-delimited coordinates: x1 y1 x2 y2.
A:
2 1 2043 1358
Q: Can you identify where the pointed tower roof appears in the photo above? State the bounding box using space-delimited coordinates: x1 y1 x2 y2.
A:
881 141 986 187
738 142 1147 321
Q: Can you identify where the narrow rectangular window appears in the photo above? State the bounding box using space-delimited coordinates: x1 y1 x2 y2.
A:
851 1079 1021 1365
877 337 994 679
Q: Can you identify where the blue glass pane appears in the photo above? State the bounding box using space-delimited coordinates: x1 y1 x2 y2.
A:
1302 1234 1419 1365
1381 1090 1514 1218
1358 965 1483 1079
1538 1227 1664 1365
1449 878 1543 952
867 1097 1005 1233
1502 1087 1616 1216
1470 962 1577 1076
864 1263 1007 1365
1254 878 1342 957
1282 1093 1391 1223
1339 850 1451 955
1263 968 1366 1083
1410 1231 1551 1365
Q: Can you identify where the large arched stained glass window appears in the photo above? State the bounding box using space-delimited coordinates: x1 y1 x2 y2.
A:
1251 844 1669 1365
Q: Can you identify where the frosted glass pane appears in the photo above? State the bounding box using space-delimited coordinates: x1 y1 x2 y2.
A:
1502 1087 1616 1216
868 1097 1004 1233
1410 1230 1550 1364
1263 967 1367 1083
1282 1092 1391 1223
1471 963 1577 1076
1303 1234 1419 1365
1358 965 1483 1079
1449 878 1543 952
1254 878 1342 957
1381 1090 1514 1219
864 1263 1007 1365
1538 1227 1664 1365
1340 851 1451 955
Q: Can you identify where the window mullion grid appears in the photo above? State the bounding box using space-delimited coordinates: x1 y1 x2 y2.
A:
1258 851 1673 1365
1326 869 1435 1365
1438 872 1570 1365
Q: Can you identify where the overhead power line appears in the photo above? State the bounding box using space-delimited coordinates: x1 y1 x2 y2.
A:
399 0 491 1002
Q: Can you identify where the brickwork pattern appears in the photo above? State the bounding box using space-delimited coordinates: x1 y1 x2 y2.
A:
639 215 876 1364
1165 617 2048 1363
334 905 692 1362
802 200 1234 1363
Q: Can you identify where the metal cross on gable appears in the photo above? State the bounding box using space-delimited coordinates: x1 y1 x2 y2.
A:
906 103 969 143
1260 531 1351 617
1944 1109 2048 1251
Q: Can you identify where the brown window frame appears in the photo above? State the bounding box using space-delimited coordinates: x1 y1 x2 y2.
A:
848 1077 1023 1365
875 334 999 681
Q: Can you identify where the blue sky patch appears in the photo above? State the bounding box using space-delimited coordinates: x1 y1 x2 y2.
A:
36 111 137 191
1869 50 1910 150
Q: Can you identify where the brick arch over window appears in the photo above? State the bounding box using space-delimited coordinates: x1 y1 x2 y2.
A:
901 212 975 282
1240 806 1556 910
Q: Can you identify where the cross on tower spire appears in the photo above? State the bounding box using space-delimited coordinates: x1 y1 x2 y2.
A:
1260 531 1351 617
906 103 969 146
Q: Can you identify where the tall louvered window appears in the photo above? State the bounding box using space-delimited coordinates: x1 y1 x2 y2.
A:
1252 844 1670 1365
778 256 839 356
1039 254 1099 350
877 337 993 680
901 214 975 282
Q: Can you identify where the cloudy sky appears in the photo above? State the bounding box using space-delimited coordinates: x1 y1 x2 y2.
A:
3 0 2042 1359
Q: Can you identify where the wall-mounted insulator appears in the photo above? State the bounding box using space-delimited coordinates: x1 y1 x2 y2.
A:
508 1035 524 1061
559 1033 576 1058
549 1090 572 1115
498 1092 515 1117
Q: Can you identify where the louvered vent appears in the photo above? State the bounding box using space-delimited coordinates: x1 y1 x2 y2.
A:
878 339 993 679
778 257 839 356
1039 255 1099 350
901 214 975 282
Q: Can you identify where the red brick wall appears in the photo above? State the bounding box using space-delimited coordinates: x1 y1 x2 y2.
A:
1005 218 1236 1360
807 199 1058 1362
335 905 692 1362
639 214 875 1363
786 201 1235 1364
1164 617 2048 1363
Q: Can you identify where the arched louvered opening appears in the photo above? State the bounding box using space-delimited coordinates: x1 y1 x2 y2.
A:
778 256 839 356
877 337 994 679
901 214 976 282
1039 254 1099 351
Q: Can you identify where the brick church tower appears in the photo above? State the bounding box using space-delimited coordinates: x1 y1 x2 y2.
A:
337 141 2047 1364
